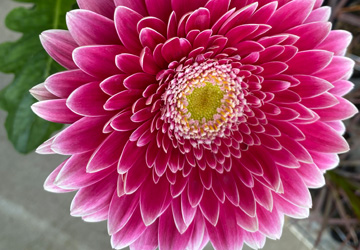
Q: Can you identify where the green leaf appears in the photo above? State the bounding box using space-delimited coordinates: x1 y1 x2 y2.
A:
0 0 76 153
327 171 360 220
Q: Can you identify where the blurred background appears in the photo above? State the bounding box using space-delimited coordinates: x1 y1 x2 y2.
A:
0 0 360 249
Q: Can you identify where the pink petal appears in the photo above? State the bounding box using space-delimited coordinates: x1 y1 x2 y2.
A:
140 47 161 75
317 30 352 56
66 10 119 46
296 163 325 188
187 170 204 207
206 202 243 250
314 56 354 82
329 80 354 96
111 207 147 249
67 81 109 116
273 194 309 219
159 207 194 250
77 0 115 19
285 50 333 75
252 179 273 211
116 54 142 74
257 206 283 239
100 74 127 96
55 151 114 189
299 122 349 153
124 157 151 194
87 131 129 173
291 75 333 98
104 89 142 110
44 160 76 193
108 191 140 235
118 140 146 174
267 0 315 34
145 0 172 21
287 22 331 51
205 0 231 25
73 45 126 79
31 99 81 124
114 6 143 54
114 0 148 16
44 69 96 98
82 205 109 222
70 173 117 216
29 83 58 101
234 207 258 232
310 151 340 171
305 6 331 22
40 30 77 69
278 167 312 208
130 221 159 250
52 116 109 155
185 8 210 33
171 0 208 18
140 177 170 226
181 192 197 227
315 96 358 121
199 190 220 226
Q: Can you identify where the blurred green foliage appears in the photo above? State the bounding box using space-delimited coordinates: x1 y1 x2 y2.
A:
0 0 76 153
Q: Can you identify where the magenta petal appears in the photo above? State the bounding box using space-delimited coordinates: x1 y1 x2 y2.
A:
139 28 166 51
114 6 143 54
317 30 352 56
111 207 147 249
314 56 354 82
181 192 197 226
315 96 358 121
145 0 172 21
66 10 119 46
114 0 148 16
45 69 96 98
124 157 151 194
329 80 354 96
291 75 333 98
124 73 155 90
171 0 208 18
305 6 331 22
130 221 159 250
67 81 109 116
100 74 127 95
286 50 333 75
243 231 266 249
171 197 188 234
287 22 331 51
298 122 349 153
159 207 194 250
52 116 109 155
70 173 117 216
267 0 315 34
55 152 114 189
185 8 210 33
186 212 207 250
257 206 283 239
116 54 142 74
73 45 126 79
205 0 231 25
206 202 243 250
234 207 258 232
36 136 56 155
296 163 325 188
140 177 170 226
87 131 129 173
29 83 58 101
77 0 115 19
199 189 220 226
108 191 140 235
44 160 76 193
31 99 81 124
252 179 273 211
278 168 312 208
140 47 161 75
118 140 146 174
273 194 309 219
104 89 142 110
187 170 204 207
40 30 77 69
82 205 109 222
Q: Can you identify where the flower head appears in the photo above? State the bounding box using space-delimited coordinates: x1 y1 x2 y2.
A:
31 0 357 249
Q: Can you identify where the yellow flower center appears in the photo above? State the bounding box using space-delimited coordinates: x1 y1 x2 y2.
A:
186 82 224 121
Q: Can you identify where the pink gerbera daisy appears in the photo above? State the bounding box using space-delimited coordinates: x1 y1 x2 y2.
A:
30 0 357 249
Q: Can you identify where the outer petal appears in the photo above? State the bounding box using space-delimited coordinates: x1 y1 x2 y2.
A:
67 10 119 46
40 30 77 69
77 0 116 19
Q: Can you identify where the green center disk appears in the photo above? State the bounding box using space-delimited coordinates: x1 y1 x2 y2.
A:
186 82 224 122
